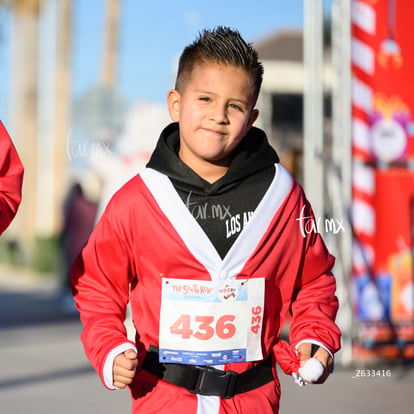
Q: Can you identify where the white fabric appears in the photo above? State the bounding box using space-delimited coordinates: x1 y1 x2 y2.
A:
298 358 324 382
292 357 324 387
293 339 335 387
197 395 220 414
294 339 334 362
140 164 292 282
103 342 138 389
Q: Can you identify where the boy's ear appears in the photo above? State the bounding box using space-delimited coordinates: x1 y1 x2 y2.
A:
167 89 181 122
248 109 259 128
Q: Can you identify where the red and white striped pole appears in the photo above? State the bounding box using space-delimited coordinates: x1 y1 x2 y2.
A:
351 1 381 354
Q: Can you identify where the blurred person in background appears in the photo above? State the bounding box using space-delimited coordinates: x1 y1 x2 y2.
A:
0 121 24 236
59 171 100 312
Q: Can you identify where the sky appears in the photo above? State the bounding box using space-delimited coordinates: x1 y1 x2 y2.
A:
73 0 304 104
0 0 304 124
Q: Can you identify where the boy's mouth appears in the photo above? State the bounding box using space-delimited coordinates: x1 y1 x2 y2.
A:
201 127 227 137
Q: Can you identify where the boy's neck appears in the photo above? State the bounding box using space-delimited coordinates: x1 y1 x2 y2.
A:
178 150 229 184
197 165 228 184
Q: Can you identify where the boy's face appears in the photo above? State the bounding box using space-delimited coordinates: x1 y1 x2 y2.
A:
167 63 259 172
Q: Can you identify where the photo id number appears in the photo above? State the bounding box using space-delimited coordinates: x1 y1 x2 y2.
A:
352 369 392 378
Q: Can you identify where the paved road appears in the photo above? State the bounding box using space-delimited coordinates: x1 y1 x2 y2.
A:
0 269 131 414
1 267 413 413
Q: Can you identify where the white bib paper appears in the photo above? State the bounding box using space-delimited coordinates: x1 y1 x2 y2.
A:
158 278 265 365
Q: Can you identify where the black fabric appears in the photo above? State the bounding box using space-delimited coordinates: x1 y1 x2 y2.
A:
142 345 274 399
147 123 280 258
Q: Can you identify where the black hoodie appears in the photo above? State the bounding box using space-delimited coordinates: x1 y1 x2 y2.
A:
147 122 279 258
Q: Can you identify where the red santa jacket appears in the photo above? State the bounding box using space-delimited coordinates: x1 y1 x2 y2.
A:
0 121 24 235
71 164 341 414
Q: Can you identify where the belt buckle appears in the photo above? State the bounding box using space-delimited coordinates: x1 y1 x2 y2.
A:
193 366 238 399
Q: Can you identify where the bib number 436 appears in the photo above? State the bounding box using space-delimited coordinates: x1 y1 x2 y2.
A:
170 314 236 341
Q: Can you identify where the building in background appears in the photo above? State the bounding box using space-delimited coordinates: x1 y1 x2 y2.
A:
255 30 333 184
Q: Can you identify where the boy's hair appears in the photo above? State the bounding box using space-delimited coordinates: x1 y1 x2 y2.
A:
175 26 264 102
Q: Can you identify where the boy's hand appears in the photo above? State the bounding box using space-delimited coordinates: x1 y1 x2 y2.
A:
297 343 332 384
113 349 138 389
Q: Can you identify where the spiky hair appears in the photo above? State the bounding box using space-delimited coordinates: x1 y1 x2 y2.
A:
175 26 263 101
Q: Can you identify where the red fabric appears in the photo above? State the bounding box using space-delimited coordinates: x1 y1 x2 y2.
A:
71 171 341 413
0 121 24 235
273 340 300 375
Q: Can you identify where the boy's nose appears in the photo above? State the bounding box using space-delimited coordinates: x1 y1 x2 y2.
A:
210 103 229 124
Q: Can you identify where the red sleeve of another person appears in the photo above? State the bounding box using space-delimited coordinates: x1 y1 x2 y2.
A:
0 121 24 235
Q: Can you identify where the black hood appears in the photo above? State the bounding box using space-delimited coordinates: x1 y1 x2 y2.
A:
146 122 279 196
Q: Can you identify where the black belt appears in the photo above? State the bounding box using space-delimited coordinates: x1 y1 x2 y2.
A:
141 346 274 399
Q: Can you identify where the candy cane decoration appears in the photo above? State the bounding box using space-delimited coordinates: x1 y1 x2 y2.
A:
351 0 377 300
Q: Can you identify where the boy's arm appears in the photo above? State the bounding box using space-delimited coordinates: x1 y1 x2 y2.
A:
0 122 24 235
288 207 342 380
71 199 136 389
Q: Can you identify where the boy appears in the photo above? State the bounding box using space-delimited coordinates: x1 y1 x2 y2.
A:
71 27 341 414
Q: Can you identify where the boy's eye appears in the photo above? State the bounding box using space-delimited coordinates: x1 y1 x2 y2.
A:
199 96 211 102
228 103 243 112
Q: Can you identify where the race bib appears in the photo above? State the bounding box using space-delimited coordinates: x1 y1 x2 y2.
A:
158 277 265 365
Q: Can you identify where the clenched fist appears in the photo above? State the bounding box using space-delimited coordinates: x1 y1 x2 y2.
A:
113 349 138 389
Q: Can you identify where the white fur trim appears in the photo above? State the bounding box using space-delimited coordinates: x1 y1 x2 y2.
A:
294 339 334 363
140 164 292 281
298 357 324 382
